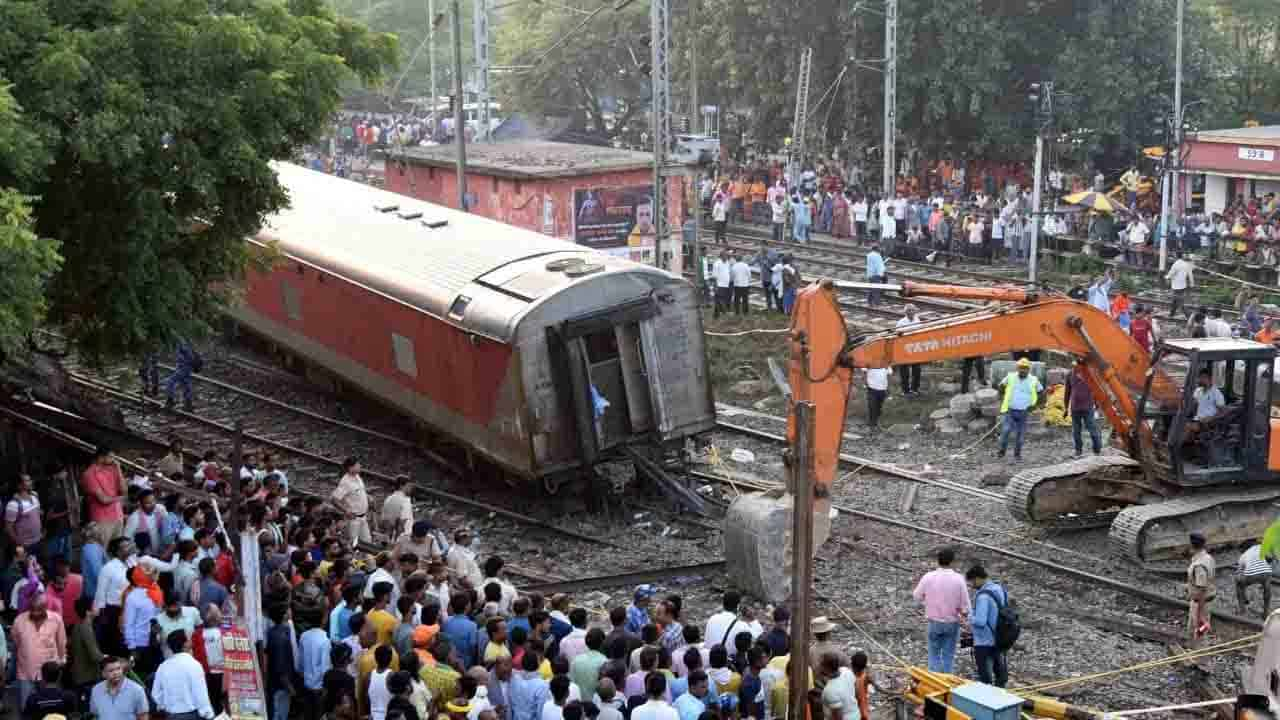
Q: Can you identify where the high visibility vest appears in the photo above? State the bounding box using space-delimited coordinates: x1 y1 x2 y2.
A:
1001 373 1039 412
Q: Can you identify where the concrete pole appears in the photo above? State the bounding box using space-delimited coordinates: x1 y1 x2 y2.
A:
1029 133 1044 283
693 169 704 300
429 0 437 120
787 401 816 720
881 0 897 198
452 0 468 211
1159 171 1171 270
1167 0 1185 267
690 0 699 135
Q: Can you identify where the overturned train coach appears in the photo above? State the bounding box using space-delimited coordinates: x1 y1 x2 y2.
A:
230 163 715 491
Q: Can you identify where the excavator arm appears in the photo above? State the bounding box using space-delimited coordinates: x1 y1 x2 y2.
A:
786 280 1181 500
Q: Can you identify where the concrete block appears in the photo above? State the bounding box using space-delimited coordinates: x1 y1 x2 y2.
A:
949 393 975 420
967 418 993 433
888 423 916 437
937 419 965 434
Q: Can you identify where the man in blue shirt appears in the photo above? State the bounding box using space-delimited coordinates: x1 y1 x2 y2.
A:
865 243 887 306
297 624 331 720
625 585 656 635
965 565 1008 687
1086 269 1114 315
90 656 150 720
508 651 550 720
442 593 480 668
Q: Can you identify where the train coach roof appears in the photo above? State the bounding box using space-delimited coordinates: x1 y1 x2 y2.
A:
256 162 663 341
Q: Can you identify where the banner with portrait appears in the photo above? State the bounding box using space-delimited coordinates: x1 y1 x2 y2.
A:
572 186 656 263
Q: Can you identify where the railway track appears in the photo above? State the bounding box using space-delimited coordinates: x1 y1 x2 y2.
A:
705 225 1244 321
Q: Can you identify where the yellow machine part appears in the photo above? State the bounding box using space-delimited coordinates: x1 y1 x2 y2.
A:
903 667 1102 720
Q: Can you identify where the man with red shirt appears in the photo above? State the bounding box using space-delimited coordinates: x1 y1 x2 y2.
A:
81 447 126 540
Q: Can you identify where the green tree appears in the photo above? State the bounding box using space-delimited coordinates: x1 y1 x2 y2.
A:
0 82 60 356
0 0 397 361
494 0 652 141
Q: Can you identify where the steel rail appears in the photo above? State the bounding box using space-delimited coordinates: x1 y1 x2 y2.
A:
689 469 1262 629
65 372 626 550
517 561 728 594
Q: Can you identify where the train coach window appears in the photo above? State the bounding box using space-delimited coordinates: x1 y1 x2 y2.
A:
391 333 418 378
583 330 620 363
448 295 471 320
281 282 302 322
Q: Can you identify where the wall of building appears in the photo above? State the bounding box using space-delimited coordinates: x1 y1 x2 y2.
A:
383 161 687 271
1204 175 1228 215
1183 140 1280 177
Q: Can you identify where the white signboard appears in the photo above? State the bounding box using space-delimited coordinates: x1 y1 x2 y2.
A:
1238 147 1275 162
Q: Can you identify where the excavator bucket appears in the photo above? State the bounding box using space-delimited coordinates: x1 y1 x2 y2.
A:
724 281 849 602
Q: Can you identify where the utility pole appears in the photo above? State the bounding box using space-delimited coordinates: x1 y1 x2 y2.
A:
787 401 816 720
882 0 897 198
430 0 437 119
789 48 814 184
1161 0 1185 271
452 0 468 211
690 0 699 135
651 0 672 269
1030 134 1044 283
474 0 491 141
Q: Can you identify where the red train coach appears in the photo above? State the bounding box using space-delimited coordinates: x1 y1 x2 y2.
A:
230 163 715 490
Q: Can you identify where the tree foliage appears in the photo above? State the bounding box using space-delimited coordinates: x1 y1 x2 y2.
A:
0 0 397 360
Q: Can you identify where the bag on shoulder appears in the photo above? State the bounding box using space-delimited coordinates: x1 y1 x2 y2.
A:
978 586 1021 651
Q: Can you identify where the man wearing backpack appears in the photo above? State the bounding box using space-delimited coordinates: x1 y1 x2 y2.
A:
966 565 1009 687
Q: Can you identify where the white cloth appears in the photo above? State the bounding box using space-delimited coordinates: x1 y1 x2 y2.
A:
94 558 131 611
1166 259 1195 290
480 577 518 616
631 700 679 720
852 201 868 222
1238 545 1274 577
201 627 225 671
703 611 761 658
155 607 202 658
447 545 483 590
124 506 169 554
380 491 414 537
712 198 728 222
771 203 786 224
896 315 920 331
712 260 732 288
730 261 753 287
892 198 907 220
332 473 369 516
542 701 566 720
866 368 890 391
771 263 783 289
821 667 859 720
152 652 215 719
368 668 393 720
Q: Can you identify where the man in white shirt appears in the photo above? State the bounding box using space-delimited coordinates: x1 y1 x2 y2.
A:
865 367 890 430
1128 217 1151 267
703 590 761 660
1164 252 1194 319
712 190 728 244
330 458 370 548
124 489 168 555
152 630 215 720
631 674 678 720
380 475 415 539
818 654 860 720
447 528 484 590
895 305 924 396
852 197 868 240
1236 543 1275 616
711 251 732 319
730 254 753 316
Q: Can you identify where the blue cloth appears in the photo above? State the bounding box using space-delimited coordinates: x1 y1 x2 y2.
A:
297 628 332 690
272 688 291 720
508 671 550 720
90 679 150 720
669 674 688 699
624 604 650 635
1072 410 1102 455
1087 280 1112 314
329 605 355 641
999 409 1030 457
783 288 797 315
926 620 960 673
196 578 229 617
81 542 106 602
865 251 885 279
1246 305 1263 334
971 581 1007 648
674 693 707 720
442 615 480 669
123 588 158 650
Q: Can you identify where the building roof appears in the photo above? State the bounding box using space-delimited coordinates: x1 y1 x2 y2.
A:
396 140 654 179
1194 125 1280 147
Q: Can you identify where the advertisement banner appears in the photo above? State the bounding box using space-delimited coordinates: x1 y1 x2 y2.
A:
223 625 267 720
573 186 656 263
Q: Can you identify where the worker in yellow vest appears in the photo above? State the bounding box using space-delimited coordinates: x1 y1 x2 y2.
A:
997 357 1043 462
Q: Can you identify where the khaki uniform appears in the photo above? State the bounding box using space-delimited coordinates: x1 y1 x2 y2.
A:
1186 549 1216 647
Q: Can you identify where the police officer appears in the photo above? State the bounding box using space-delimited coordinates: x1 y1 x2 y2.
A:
165 341 198 412
1186 532 1215 649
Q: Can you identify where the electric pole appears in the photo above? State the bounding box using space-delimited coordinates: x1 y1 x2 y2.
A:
690 0 699 135
1027 81 1053 284
651 0 672 269
474 0 491 141
882 0 897 198
452 0 468 211
430 0 437 118
1161 0 1185 271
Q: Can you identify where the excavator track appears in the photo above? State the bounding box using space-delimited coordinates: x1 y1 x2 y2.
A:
1108 485 1280 564
1005 454 1143 529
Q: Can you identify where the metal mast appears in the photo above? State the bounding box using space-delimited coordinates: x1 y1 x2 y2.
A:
650 0 672 268
789 48 813 183
474 0 491 140
452 0 468 210
882 0 897 197
429 0 437 118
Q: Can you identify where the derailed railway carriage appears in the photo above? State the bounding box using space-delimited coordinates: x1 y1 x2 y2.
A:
230 162 715 491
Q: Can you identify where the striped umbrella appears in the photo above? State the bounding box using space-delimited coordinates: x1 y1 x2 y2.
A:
1062 190 1128 215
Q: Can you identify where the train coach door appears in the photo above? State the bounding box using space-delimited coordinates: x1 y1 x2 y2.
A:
639 303 716 439
616 322 654 433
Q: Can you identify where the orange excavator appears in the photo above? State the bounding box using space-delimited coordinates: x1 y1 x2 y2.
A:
726 279 1280 598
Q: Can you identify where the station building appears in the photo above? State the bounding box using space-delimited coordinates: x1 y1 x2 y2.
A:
1178 125 1280 215
383 140 689 270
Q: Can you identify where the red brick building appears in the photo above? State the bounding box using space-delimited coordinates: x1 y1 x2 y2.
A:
383 141 688 270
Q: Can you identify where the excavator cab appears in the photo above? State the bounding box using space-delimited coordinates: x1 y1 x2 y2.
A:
1138 338 1275 485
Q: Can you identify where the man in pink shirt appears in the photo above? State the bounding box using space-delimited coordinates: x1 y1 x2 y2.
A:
911 547 971 673
12 594 67 712
81 447 126 541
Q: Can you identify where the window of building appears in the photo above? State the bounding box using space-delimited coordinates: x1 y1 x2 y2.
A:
392 333 418 378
